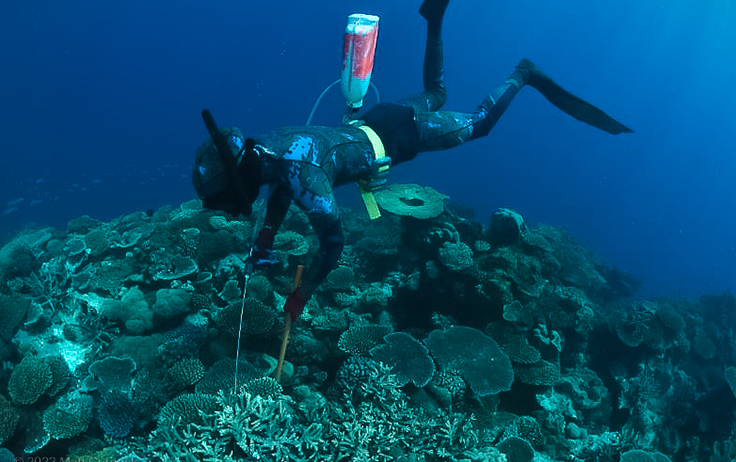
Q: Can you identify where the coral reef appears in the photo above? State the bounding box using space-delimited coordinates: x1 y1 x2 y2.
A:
0 193 734 462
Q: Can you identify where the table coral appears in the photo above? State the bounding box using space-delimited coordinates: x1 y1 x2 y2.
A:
375 183 447 219
426 326 514 396
370 332 435 387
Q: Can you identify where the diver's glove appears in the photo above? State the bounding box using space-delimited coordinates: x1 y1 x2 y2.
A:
246 226 278 273
283 288 307 321
360 156 392 192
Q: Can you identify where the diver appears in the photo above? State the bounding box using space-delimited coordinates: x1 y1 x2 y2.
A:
192 0 633 321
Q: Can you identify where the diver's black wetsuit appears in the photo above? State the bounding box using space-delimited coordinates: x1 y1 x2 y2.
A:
251 3 524 297
248 0 631 299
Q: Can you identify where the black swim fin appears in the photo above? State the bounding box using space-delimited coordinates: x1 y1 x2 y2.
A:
420 0 451 22
518 59 633 135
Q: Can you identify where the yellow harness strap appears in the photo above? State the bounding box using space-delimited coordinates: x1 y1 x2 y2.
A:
357 124 389 219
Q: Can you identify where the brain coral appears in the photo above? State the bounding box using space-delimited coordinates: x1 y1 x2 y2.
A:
425 326 513 396
8 356 53 405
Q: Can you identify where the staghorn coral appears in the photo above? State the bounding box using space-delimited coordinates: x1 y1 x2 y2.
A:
134 362 506 462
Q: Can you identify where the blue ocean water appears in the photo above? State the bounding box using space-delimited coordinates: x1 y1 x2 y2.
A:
1 0 734 299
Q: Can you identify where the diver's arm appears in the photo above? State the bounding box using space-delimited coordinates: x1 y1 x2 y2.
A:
283 172 344 320
259 185 292 239
302 216 345 297
283 214 344 321
251 184 292 264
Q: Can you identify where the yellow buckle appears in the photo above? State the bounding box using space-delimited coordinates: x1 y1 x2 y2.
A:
357 125 388 219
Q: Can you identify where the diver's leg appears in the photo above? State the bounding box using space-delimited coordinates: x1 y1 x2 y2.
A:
397 0 450 112
413 61 530 151
414 59 633 151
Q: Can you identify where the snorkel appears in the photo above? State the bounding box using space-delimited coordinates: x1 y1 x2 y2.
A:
201 109 259 217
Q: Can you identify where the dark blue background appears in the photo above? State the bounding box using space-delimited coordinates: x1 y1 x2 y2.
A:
1 0 734 298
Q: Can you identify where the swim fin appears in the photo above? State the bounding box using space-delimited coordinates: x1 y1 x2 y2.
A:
518 59 633 135
420 0 451 22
